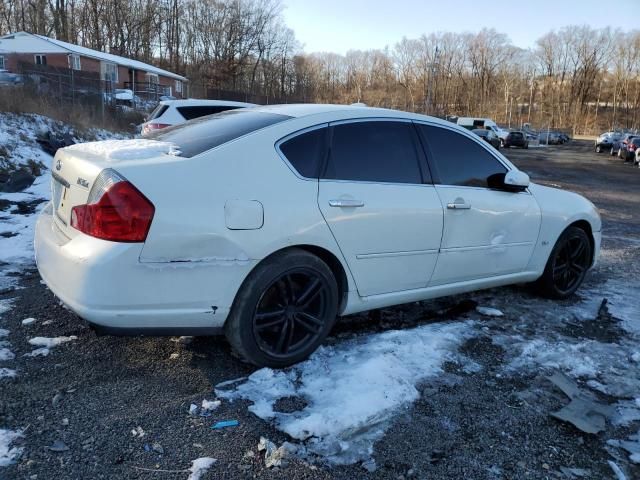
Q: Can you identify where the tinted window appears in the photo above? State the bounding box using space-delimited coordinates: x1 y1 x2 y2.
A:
417 124 507 188
149 109 291 158
323 121 425 184
279 127 327 178
148 104 169 120
177 105 242 120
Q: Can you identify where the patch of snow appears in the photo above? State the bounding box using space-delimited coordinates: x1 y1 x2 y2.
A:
64 139 181 161
187 457 216 480
217 321 473 465
0 429 23 467
0 348 15 361
21 318 35 326
608 430 640 465
28 336 77 349
476 306 504 317
0 329 8 337
0 368 16 379
201 399 221 411
24 347 50 357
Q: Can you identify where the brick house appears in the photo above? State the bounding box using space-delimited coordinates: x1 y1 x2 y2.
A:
0 32 187 99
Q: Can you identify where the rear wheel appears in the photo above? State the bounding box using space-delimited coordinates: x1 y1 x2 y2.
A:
535 226 592 299
610 146 616 156
595 144 602 153
225 249 339 368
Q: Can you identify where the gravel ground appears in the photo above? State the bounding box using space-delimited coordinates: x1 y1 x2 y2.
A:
1 140 639 480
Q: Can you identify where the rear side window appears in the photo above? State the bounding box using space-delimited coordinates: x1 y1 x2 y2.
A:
323 121 425 184
177 105 242 120
279 127 328 178
148 104 169 120
148 109 292 158
417 124 507 188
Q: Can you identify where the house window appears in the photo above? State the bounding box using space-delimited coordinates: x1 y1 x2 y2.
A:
101 62 118 83
175 80 182 94
34 54 47 66
69 54 81 71
0 56 4 69
145 73 159 84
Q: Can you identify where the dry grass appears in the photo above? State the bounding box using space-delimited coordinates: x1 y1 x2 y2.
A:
0 86 144 133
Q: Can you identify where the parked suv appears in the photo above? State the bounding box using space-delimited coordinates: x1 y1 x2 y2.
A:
595 132 620 153
504 131 528 148
141 99 256 136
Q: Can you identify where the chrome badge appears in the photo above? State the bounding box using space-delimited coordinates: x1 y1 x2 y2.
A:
55 159 62 171
77 177 89 188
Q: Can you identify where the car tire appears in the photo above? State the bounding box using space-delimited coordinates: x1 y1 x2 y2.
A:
535 226 592 300
225 248 339 368
610 147 615 156
595 144 601 153
500 139 505 148
524 142 529 149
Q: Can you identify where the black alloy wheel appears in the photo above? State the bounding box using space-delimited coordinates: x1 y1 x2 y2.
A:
252 269 330 359
536 226 592 299
225 248 339 368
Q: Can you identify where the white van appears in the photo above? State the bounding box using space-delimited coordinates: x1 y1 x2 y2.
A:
457 117 508 142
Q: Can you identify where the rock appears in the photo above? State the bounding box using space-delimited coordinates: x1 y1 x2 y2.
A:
476 306 504 317
152 442 164 454
47 440 69 452
361 458 377 472
1 169 35 193
61 418 69 426
52 392 64 407
189 404 198 415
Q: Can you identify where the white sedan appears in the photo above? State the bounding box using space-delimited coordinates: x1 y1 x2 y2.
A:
35 105 601 367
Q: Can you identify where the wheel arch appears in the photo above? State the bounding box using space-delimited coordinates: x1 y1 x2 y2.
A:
229 244 351 319
568 219 596 266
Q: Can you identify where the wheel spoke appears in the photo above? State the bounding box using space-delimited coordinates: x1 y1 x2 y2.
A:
571 240 586 260
256 308 286 321
276 280 290 306
296 278 322 307
255 316 287 330
295 312 323 334
284 274 297 303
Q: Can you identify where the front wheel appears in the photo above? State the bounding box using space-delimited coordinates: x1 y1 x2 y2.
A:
535 226 592 299
225 249 339 368
595 144 602 153
610 146 616 156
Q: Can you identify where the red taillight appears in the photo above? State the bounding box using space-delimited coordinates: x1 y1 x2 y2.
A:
71 181 155 242
142 123 170 135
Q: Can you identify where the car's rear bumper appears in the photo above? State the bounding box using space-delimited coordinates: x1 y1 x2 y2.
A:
35 203 255 332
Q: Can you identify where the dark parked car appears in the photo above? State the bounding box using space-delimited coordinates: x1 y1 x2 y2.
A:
472 128 501 149
595 131 621 153
504 131 528 149
622 137 640 162
613 133 639 158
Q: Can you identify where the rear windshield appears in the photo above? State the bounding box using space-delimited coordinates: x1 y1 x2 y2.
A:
511 132 523 138
176 105 244 120
148 109 292 158
148 104 169 120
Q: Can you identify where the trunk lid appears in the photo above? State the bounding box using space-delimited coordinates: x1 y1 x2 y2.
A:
50 139 179 238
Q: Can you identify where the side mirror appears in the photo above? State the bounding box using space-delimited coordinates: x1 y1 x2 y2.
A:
504 170 530 189
487 170 530 192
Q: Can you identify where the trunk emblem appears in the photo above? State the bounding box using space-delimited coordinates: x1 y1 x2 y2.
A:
55 159 62 171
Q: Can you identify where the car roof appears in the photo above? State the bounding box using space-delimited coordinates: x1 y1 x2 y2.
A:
160 99 258 108
246 103 457 127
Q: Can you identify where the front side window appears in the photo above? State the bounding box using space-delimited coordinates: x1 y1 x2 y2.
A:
279 127 328 178
417 124 507 188
323 121 425 184
34 54 47 66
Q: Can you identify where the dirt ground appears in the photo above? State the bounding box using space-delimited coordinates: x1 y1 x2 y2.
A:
1 140 639 480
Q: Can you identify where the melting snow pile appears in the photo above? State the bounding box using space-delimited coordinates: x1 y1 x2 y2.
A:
64 139 181 161
25 336 77 357
0 429 23 467
217 321 474 465
186 457 216 480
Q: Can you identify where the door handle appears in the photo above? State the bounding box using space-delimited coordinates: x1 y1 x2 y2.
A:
447 201 471 210
328 199 365 208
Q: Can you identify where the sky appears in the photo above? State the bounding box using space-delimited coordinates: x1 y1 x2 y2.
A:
282 0 637 55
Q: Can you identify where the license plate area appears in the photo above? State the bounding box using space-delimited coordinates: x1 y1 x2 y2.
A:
51 172 70 226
